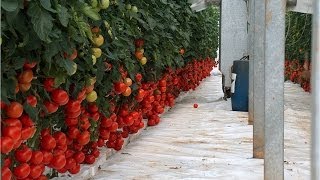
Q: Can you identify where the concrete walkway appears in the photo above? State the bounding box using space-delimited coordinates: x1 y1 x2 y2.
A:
91 69 311 180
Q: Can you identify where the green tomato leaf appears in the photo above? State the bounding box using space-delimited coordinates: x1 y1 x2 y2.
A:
57 5 70 27
1 0 18 12
23 103 38 122
40 0 57 13
27 2 53 42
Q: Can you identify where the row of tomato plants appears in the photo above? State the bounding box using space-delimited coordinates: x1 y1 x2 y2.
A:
1 56 216 180
285 59 311 92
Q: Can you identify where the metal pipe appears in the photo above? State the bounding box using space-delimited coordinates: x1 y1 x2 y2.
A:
311 0 320 179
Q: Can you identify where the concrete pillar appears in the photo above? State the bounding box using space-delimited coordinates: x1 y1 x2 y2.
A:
264 0 286 179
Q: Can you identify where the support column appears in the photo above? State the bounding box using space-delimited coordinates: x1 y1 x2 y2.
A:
264 0 286 179
311 0 320 179
248 0 254 125
253 0 265 159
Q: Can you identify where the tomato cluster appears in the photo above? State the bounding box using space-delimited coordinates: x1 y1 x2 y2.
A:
285 60 311 92
1 58 215 179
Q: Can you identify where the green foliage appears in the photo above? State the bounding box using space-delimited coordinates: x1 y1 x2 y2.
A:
285 12 312 61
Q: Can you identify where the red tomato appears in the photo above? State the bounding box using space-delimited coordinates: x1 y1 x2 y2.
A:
91 148 100 158
77 131 90 146
134 38 144 48
20 114 35 127
26 95 37 107
15 146 32 163
77 88 87 101
114 82 127 94
109 122 118 132
73 152 85 163
12 139 23 149
51 89 69 106
65 108 81 119
21 126 36 140
53 132 67 146
135 73 142 82
97 138 104 147
40 135 56 150
6 102 23 118
66 100 81 113
44 101 59 114
13 163 30 179
42 151 53 165
99 129 110 140
28 165 42 179
100 117 113 128
1 101 7 110
193 103 198 108
43 78 55 92
65 149 75 158
68 163 80 174
88 103 99 113
2 126 21 143
84 154 95 164
0 137 14 154
65 117 78 127
64 158 76 170
2 167 12 180
3 158 12 167
91 111 100 121
40 128 50 137
67 127 80 139
50 154 66 170
2 118 22 128
23 61 37 69
30 150 44 165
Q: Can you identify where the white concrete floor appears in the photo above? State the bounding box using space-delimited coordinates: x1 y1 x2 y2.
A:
91 69 311 180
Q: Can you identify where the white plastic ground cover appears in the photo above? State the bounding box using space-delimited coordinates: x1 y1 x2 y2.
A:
88 67 311 180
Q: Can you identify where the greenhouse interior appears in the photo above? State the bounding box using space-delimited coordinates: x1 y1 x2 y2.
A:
1 0 319 179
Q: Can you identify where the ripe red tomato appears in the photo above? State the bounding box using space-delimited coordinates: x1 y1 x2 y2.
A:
1 137 14 154
193 103 198 108
65 149 75 158
2 167 12 180
20 114 35 127
88 103 99 113
97 138 105 147
44 101 59 114
73 152 85 163
50 154 66 170
15 146 32 163
2 126 21 143
64 158 76 170
91 111 100 121
68 163 80 174
30 150 44 165
77 88 87 101
3 158 12 167
3 118 22 128
65 117 79 127
114 82 127 94
109 122 118 132
135 73 142 82
44 78 55 92
65 108 81 119
91 148 100 158
21 126 36 140
66 100 81 112
26 95 37 107
23 61 37 69
40 135 56 150
13 163 30 179
6 102 23 118
28 165 42 179
67 127 80 139
134 38 144 48
84 154 95 164
12 139 23 149
99 129 110 140
41 151 53 165
51 89 69 106
77 131 90 146
100 117 113 128
53 132 67 146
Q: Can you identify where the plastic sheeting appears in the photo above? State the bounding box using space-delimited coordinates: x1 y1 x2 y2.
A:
91 68 311 180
